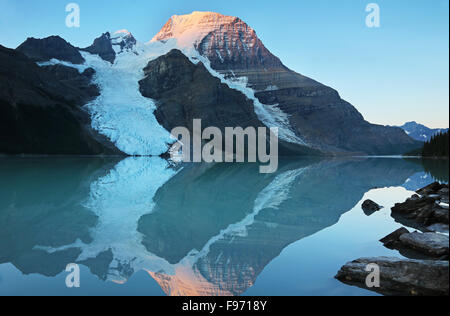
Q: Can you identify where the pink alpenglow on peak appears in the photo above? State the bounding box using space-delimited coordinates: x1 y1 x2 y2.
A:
151 11 286 79
151 11 248 49
114 29 132 36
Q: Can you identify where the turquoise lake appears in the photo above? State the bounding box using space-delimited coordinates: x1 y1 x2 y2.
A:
0 157 447 296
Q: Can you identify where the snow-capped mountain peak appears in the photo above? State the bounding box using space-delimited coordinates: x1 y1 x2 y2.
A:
151 11 243 50
114 29 132 36
149 11 307 146
111 29 137 53
399 121 449 142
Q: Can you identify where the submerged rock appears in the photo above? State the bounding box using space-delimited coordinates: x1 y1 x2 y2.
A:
335 257 449 296
362 199 383 215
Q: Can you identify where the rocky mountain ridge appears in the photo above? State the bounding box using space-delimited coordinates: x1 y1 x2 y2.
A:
0 45 119 155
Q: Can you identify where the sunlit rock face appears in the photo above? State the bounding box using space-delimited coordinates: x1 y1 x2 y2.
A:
152 12 286 82
152 11 316 92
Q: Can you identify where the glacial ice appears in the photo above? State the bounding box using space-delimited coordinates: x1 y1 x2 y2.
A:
37 39 179 156
80 43 177 156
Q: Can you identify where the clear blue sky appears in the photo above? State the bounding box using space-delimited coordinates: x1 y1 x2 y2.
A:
1 0 448 128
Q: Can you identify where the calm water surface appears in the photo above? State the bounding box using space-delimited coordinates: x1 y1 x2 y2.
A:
0 157 447 296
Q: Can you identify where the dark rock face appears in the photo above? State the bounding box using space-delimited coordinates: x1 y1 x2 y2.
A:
154 13 421 155
82 32 116 63
16 36 84 64
257 89 420 154
0 45 120 155
335 257 449 296
139 49 262 133
362 199 383 215
139 49 318 156
41 64 100 101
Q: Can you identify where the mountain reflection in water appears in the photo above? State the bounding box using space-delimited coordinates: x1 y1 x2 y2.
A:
0 156 442 296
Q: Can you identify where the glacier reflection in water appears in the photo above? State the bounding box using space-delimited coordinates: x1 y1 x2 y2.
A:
0 157 444 295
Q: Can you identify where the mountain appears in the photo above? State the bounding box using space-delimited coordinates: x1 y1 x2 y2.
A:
2 11 422 156
399 121 449 142
0 45 120 155
138 49 317 156
151 11 421 155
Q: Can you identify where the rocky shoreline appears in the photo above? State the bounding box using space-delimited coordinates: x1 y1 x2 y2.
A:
336 182 449 296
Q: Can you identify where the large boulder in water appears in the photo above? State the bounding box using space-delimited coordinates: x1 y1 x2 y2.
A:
336 257 449 296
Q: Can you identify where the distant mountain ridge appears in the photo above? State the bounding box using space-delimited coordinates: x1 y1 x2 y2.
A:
399 122 448 142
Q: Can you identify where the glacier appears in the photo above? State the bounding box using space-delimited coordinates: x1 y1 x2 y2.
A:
80 40 177 156
37 38 178 156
